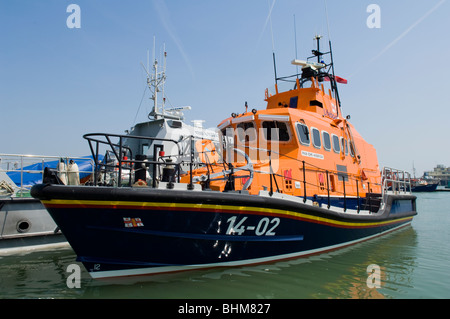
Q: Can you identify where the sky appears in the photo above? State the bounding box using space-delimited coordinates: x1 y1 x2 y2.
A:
1 0 449 177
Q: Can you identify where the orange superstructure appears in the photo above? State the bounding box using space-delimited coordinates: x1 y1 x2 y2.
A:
183 36 382 209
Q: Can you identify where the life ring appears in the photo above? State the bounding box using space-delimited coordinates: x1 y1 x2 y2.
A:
195 139 219 164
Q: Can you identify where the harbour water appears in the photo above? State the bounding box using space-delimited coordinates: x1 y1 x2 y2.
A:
0 192 449 299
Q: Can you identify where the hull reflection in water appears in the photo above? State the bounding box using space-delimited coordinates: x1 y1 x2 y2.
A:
0 225 418 299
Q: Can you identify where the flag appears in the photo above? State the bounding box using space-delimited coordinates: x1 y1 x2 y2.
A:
324 75 348 84
123 217 144 227
335 76 348 84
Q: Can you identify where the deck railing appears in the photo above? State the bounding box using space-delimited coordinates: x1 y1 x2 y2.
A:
200 144 385 213
381 167 412 195
83 133 184 187
200 145 411 212
73 134 412 214
0 154 95 197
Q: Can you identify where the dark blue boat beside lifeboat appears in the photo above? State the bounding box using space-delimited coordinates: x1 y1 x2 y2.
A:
31 37 417 279
411 178 438 192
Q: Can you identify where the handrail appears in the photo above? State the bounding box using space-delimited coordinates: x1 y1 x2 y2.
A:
381 167 412 196
201 144 385 212
235 144 382 186
83 133 183 187
0 153 95 196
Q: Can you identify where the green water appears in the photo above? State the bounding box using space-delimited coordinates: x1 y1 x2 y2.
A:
1 192 449 299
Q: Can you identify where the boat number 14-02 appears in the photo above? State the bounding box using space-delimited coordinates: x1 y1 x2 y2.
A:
226 216 280 236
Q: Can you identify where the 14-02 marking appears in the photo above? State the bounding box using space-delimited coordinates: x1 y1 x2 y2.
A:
226 216 280 236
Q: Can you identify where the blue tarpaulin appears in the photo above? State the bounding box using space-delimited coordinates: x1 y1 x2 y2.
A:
6 155 103 187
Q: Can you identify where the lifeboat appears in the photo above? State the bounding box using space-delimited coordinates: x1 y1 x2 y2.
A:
30 36 417 279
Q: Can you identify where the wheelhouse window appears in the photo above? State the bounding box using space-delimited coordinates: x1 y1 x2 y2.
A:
295 123 310 146
262 121 290 142
332 134 340 153
236 122 256 142
311 128 321 149
322 131 331 151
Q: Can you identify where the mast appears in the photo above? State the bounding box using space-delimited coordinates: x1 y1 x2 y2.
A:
327 40 341 109
311 35 342 110
143 41 189 121
161 45 167 118
152 55 159 118
147 41 167 120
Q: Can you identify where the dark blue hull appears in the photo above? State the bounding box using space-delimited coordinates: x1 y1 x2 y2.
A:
31 184 416 279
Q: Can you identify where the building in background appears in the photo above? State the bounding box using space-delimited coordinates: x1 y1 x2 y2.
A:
425 165 450 187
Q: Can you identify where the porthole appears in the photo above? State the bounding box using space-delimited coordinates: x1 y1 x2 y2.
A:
17 219 32 233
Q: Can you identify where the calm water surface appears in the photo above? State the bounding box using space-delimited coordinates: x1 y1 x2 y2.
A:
1 192 449 299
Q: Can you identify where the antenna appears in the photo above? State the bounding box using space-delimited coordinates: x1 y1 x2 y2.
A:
267 0 277 87
152 36 156 65
268 0 275 52
324 0 332 41
161 43 166 116
293 15 300 77
147 47 150 75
